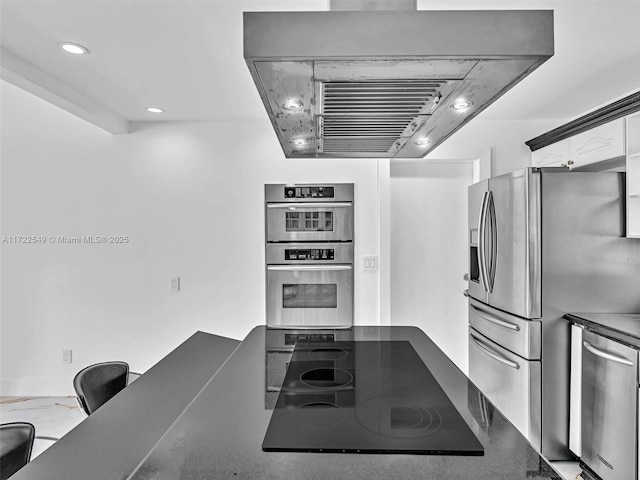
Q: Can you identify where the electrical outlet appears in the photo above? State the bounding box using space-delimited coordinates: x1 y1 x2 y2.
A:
363 256 378 271
171 277 180 292
63 349 72 364
363 326 379 338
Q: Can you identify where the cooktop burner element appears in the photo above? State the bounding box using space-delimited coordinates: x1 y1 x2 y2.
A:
300 368 353 389
308 347 349 360
263 341 484 455
355 396 442 438
293 402 346 429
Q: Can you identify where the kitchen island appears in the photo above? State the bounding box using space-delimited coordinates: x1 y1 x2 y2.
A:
13 326 562 479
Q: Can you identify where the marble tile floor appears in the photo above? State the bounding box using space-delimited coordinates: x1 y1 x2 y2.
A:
1 396 583 479
0 396 84 458
552 461 583 480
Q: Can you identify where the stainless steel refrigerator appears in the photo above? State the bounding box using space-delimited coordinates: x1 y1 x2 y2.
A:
466 167 640 460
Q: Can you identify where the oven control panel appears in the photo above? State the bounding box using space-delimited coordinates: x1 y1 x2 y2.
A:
284 333 335 345
285 248 335 261
284 186 334 199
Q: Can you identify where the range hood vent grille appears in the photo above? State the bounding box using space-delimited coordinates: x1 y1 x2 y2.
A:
321 81 444 115
319 80 445 154
321 137 398 153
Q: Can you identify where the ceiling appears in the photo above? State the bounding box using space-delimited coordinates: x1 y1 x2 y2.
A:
1 0 639 135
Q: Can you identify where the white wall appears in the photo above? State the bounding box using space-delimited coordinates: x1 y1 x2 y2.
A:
390 160 474 374
0 77 563 395
0 80 382 395
438 119 560 176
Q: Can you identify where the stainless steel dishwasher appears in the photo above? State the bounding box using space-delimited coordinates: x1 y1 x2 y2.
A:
581 329 639 480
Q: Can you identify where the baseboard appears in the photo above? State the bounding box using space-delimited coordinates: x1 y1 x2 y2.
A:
0 377 75 397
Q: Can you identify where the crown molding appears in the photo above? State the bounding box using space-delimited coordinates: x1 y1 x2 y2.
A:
526 90 640 151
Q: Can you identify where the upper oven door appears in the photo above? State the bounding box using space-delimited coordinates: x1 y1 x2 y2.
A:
266 264 353 328
266 202 354 243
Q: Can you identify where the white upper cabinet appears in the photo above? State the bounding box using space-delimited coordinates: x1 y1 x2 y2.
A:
527 92 640 237
530 119 626 171
568 118 626 170
627 113 640 238
532 139 570 167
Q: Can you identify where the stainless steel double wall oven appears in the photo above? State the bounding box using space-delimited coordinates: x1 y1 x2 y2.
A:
265 184 354 328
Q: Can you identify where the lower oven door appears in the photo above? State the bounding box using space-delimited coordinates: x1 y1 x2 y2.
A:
469 327 541 450
266 264 353 328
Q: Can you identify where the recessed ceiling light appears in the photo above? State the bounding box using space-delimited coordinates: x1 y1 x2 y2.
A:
292 138 309 147
146 107 164 113
450 100 474 111
282 99 303 111
414 137 430 146
60 43 89 55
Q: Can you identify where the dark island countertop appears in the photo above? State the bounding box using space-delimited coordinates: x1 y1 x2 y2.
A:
14 326 562 479
12 331 240 480
565 313 640 349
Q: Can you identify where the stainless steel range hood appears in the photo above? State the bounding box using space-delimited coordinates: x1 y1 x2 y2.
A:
243 10 553 158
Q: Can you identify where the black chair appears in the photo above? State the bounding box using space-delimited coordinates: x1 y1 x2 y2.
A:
0 422 59 479
73 361 138 416
0 422 34 480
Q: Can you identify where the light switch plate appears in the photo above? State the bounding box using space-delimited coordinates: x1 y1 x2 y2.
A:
363 256 378 271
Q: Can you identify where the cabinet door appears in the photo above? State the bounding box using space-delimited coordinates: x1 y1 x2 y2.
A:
627 113 640 238
569 118 625 169
531 139 570 167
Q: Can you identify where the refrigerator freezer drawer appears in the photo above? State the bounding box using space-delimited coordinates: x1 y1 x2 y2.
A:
469 298 541 360
469 327 541 450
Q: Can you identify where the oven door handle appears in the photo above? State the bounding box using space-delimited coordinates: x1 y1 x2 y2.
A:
266 202 353 209
267 265 353 271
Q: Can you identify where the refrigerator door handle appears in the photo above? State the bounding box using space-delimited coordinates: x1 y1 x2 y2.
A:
470 304 520 331
478 191 490 292
583 341 634 366
470 332 520 370
487 191 497 293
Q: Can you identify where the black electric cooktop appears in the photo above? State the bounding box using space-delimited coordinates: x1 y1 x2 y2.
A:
262 341 484 455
